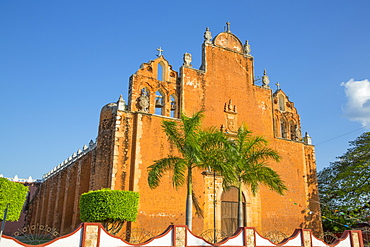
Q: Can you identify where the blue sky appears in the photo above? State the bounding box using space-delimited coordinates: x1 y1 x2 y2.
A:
1 1 370 179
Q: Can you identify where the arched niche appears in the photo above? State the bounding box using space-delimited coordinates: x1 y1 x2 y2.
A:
278 95 285 111
170 94 177 118
280 118 287 138
157 62 165 81
155 90 165 115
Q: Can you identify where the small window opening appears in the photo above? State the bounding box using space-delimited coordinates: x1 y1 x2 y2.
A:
280 119 286 138
278 95 285 111
157 63 164 81
290 121 295 140
170 95 176 118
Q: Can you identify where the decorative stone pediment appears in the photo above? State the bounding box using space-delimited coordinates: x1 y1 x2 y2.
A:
213 32 243 53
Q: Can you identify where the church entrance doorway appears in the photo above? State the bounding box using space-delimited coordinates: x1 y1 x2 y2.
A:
221 187 246 236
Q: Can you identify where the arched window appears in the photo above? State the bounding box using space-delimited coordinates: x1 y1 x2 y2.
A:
221 187 246 236
278 95 285 111
280 119 286 138
290 121 296 140
170 95 176 118
157 62 164 81
155 91 164 115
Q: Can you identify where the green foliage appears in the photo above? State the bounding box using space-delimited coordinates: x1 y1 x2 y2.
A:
0 177 28 221
318 132 370 232
147 111 230 228
79 189 139 223
225 125 287 195
223 125 287 227
148 112 230 190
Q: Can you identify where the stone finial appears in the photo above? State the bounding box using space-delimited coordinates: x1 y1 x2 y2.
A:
117 95 126 111
89 140 94 147
183 53 192 67
262 69 270 88
83 144 88 151
244 40 251 56
27 176 33 182
225 99 237 113
77 149 82 155
304 132 312 145
13 175 19 181
204 27 212 44
226 21 231 33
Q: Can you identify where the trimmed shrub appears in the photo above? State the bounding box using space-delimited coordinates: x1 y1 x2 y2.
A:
79 189 139 223
0 177 29 221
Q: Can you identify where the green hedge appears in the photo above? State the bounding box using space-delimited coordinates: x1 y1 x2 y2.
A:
0 177 28 221
79 189 139 223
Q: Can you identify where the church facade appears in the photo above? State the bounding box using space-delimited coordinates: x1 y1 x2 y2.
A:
29 25 322 238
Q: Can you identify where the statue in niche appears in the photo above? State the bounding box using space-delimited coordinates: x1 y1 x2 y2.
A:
244 40 251 55
138 89 150 112
183 53 192 67
204 27 212 44
262 69 270 88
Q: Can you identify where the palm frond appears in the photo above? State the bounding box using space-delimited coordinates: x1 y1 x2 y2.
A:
239 162 287 196
181 111 204 136
148 156 186 189
162 121 185 154
225 126 286 197
192 191 204 218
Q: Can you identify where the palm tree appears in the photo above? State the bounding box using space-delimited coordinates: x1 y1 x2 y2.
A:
147 111 229 230
225 125 287 227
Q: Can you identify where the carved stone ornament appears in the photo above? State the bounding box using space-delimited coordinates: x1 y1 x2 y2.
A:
262 69 270 88
223 99 238 134
183 53 192 67
138 91 150 112
244 40 251 55
204 27 212 44
224 99 237 113
226 115 237 132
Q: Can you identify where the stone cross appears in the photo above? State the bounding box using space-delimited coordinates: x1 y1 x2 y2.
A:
276 82 281 90
157 47 163 57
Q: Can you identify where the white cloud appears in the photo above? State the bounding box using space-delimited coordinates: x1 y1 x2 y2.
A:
341 79 370 126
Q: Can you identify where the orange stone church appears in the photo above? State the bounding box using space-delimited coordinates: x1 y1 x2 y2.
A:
28 24 322 238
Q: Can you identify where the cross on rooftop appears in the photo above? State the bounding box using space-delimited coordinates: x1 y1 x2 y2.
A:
157 47 163 57
276 82 281 90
